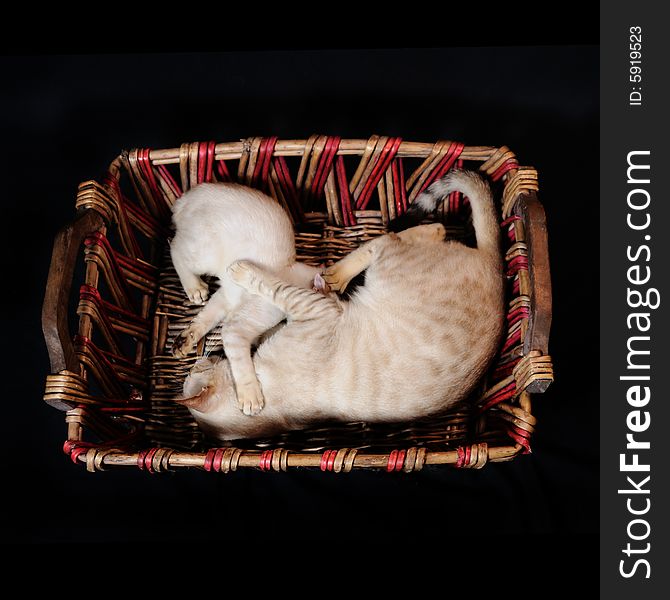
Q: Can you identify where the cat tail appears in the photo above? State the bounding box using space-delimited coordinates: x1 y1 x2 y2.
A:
390 169 500 257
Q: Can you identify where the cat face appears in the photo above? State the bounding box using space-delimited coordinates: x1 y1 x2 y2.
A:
178 356 234 414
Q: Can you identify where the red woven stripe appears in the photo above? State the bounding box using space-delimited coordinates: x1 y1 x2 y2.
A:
507 428 532 453
356 137 402 210
491 158 519 182
259 450 274 471
120 188 169 239
456 446 465 468
138 149 171 221
80 284 149 328
501 328 522 354
115 251 157 280
386 449 407 472
320 449 338 472
156 164 182 198
414 142 464 199
479 382 517 412
252 137 278 189
137 447 159 473
197 143 208 184
492 361 517 380
212 449 225 472
501 215 522 227
273 155 303 222
64 440 95 465
336 155 356 226
310 136 340 199
203 449 216 472
102 173 144 259
85 232 139 313
217 159 232 182
433 143 465 182
506 306 530 326
391 159 403 216
70 447 88 464
506 255 529 275
206 141 216 182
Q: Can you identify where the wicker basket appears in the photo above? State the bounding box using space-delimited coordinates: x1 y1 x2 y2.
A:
42 136 553 474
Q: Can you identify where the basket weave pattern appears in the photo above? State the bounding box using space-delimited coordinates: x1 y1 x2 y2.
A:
42 136 553 473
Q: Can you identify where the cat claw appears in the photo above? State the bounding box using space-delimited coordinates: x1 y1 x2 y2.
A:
322 266 351 293
172 328 198 358
236 381 265 416
185 283 209 305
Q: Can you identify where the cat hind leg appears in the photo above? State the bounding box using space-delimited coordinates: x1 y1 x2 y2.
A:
396 222 446 244
228 260 341 321
170 243 210 304
322 232 403 293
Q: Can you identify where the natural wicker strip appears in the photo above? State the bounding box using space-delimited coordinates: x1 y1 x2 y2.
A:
502 167 539 218
413 141 464 201
77 180 141 259
335 155 356 226
148 140 498 164
139 148 172 221
352 135 387 205
188 142 200 189
125 149 154 217
178 143 190 191
64 442 525 471
349 135 381 195
324 168 342 226
295 134 319 194
155 163 181 203
356 136 402 210
512 351 554 392
406 140 452 203
84 233 138 312
311 136 340 200
479 146 515 175
380 167 392 224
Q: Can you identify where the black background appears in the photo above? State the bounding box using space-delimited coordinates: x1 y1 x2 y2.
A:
2 30 598 582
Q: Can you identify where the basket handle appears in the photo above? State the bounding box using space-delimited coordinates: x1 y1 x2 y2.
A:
42 209 105 374
516 191 552 360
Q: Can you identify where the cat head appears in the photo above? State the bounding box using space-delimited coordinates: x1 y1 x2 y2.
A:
176 355 233 414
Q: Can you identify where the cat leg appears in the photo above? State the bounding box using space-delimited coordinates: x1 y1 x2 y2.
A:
219 303 281 416
396 222 446 244
170 243 209 304
228 261 341 321
172 285 229 358
321 233 401 292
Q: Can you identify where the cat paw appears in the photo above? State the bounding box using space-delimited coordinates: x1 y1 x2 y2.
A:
322 265 352 293
227 260 257 287
236 381 265 416
185 281 209 305
172 326 201 358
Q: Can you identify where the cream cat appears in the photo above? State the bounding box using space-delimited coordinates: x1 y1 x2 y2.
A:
178 170 505 441
169 182 319 415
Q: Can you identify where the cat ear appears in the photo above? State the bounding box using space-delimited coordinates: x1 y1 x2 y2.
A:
175 386 217 413
312 272 331 295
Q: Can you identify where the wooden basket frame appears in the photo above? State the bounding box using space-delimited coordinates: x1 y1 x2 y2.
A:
42 136 553 474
